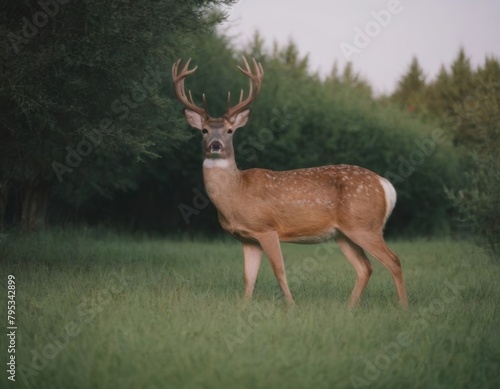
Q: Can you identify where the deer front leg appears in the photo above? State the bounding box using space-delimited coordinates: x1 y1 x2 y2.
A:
254 231 295 304
242 242 262 301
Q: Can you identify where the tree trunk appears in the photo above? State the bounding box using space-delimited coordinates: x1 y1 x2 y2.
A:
19 176 51 232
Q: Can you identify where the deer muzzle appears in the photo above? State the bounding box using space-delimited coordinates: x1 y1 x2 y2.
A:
209 140 224 153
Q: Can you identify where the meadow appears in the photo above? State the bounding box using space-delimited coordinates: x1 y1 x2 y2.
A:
1 229 499 389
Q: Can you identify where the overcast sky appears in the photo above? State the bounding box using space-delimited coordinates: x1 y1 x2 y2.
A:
221 0 500 95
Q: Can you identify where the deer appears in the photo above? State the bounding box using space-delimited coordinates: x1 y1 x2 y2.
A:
172 57 408 308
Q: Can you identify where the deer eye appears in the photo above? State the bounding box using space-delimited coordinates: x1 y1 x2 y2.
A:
227 128 233 134
202 128 208 134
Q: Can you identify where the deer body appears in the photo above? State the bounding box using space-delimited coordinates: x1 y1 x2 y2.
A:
172 58 408 307
204 163 392 245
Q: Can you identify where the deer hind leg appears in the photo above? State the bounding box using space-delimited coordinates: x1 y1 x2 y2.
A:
254 231 295 304
335 233 373 308
345 230 408 308
242 241 262 301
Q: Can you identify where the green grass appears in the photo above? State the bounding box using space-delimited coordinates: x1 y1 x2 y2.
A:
1 229 499 389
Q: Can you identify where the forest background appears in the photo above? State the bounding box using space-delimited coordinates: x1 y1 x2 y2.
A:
1 0 499 259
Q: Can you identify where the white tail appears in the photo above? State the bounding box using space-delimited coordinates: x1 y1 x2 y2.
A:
172 57 408 308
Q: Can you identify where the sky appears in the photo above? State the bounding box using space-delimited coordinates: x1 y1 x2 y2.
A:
220 0 500 95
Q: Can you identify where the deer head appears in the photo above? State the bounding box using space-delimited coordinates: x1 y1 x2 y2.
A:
171 57 264 162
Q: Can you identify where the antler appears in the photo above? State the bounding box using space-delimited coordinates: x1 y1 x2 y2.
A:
225 57 264 119
172 58 209 118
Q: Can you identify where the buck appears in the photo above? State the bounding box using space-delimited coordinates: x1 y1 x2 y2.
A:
172 57 408 308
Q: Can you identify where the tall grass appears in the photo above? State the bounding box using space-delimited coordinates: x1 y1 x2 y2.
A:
1 230 499 388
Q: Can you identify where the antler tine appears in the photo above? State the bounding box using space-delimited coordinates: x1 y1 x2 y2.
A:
188 90 195 104
237 56 251 75
225 56 264 119
171 58 208 118
202 94 208 112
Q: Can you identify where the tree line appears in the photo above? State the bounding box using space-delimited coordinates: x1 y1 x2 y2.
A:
389 50 500 256
1 1 498 257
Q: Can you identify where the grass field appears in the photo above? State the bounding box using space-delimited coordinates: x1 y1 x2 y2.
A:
1 229 499 389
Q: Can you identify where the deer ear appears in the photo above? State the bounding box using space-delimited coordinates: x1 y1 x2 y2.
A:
183 108 204 130
230 108 252 129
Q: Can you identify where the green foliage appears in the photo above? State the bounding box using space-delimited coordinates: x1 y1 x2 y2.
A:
0 0 234 230
391 57 426 113
445 156 500 260
445 66 500 259
393 49 500 258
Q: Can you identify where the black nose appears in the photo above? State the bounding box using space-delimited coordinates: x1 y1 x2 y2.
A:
210 141 223 152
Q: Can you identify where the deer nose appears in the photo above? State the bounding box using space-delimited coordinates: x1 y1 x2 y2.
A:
209 141 223 152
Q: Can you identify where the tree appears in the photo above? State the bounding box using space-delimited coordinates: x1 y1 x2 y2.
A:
393 48 500 258
449 47 475 99
425 65 452 118
392 56 426 113
445 55 500 259
325 62 372 97
0 0 234 231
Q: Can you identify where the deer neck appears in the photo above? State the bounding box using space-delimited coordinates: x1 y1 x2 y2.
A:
202 156 241 204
